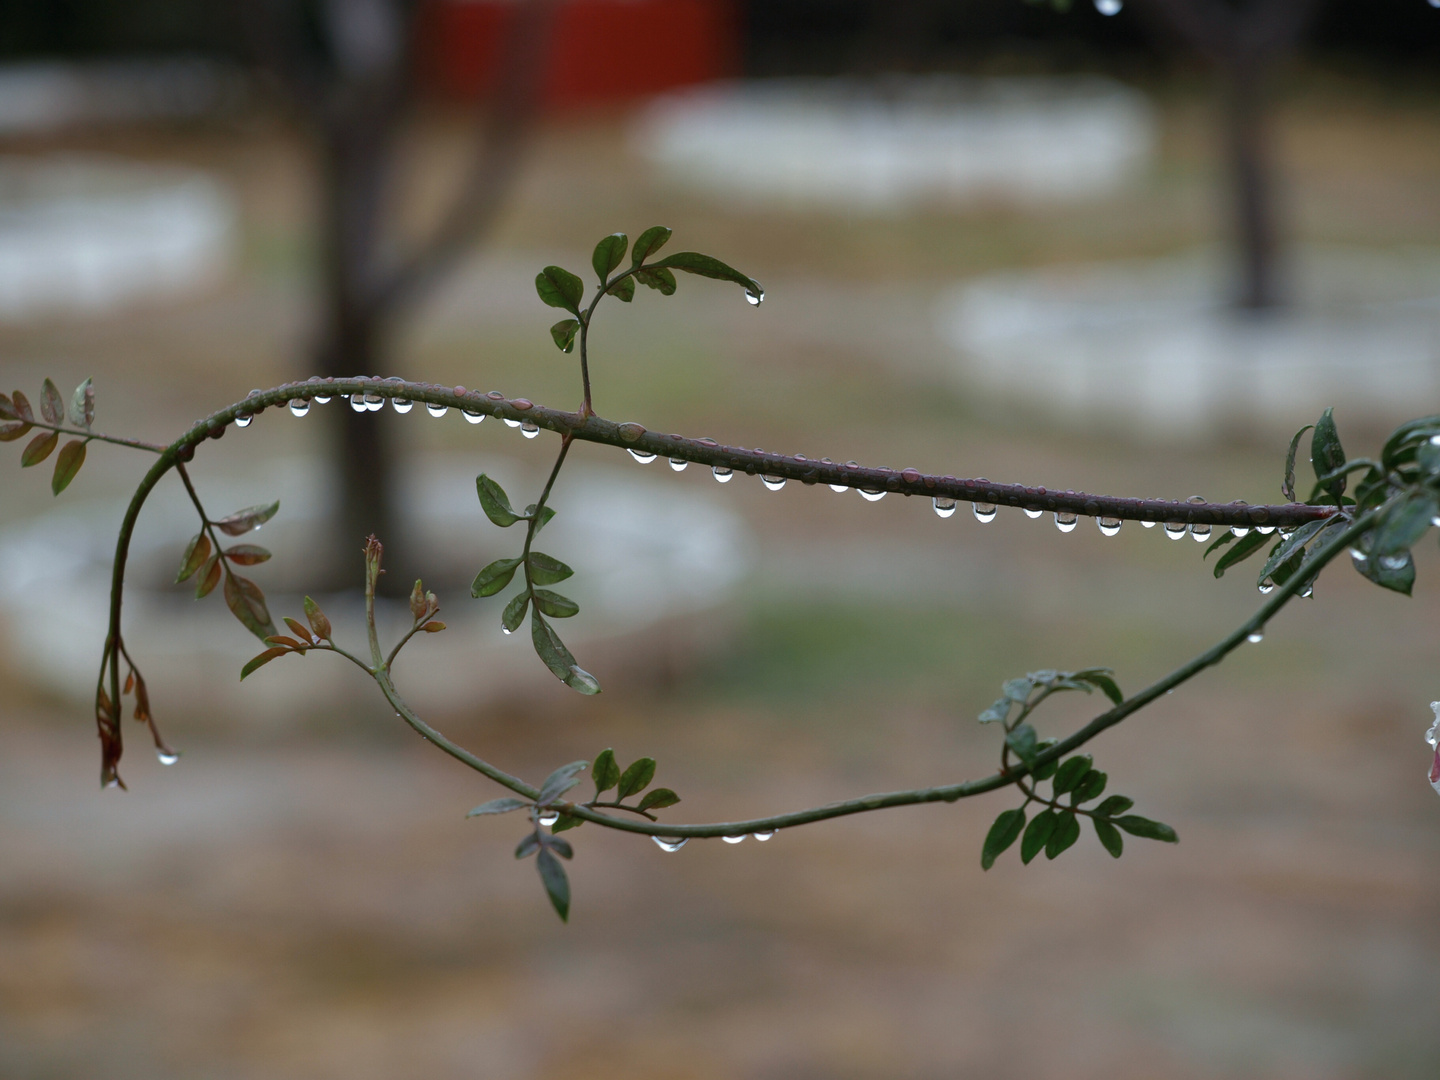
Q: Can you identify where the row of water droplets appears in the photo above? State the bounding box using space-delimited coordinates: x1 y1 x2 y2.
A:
531 807 774 849
234 378 543 438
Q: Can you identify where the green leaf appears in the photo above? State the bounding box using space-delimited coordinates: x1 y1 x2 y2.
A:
1352 538 1415 596
549 318 580 353
637 787 680 812
551 811 585 833
1283 424 1313 502
1093 817 1124 858
1045 812 1081 859
547 836 574 860
608 275 635 302
176 532 212 583
194 554 221 598
528 608 572 674
1311 407 1347 497
476 474 521 527
1031 739 1061 782
1002 677 1032 702
1005 723 1038 769
515 833 541 859
617 757 656 799
634 266 677 295
631 225 672 265
1072 769 1107 804
537 760 589 805
214 500 279 537
1212 530 1268 578
1074 669 1123 706
1371 494 1437 559
1021 809 1058 864
527 552 573 585
472 556 522 597
527 505 557 535
1382 414 1440 471
502 592 529 633
1256 518 1332 586
1115 815 1179 843
223 571 277 641
1051 755 1092 796
592 232 628 280
534 265 584 314
564 665 601 695
69 377 93 428
20 430 57 466
650 252 763 300
466 797 530 817
980 808 1026 870
1094 795 1134 817
536 849 570 921
39 378 63 425
977 697 1012 725
533 589 578 618
240 647 289 680
592 748 620 795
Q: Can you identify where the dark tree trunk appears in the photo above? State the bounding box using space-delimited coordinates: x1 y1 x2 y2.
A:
1222 56 1280 310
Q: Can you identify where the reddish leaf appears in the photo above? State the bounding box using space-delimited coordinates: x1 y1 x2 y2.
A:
11 390 33 424
51 439 85 494
240 647 289 680
263 635 305 650
0 393 16 420
0 420 31 442
422 621 446 632
224 571 277 640
283 617 314 643
176 533 212 583
195 554 222 598
223 543 271 566
132 670 151 722
215 500 279 537
123 670 135 694
303 596 332 642
21 430 57 467
409 579 427 621
40 378 63 425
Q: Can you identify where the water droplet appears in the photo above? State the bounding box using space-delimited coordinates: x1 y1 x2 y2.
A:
1380 553 1409 571
1054 511 1078 533
391 398 413 414
722 834 746 844
973 502 997 523
1190 523 1212 542
1256 525 1276 535
1187 495 1206 505
350 393 367 413
501 626 512 636
669 457 688 472
538 810 559 827
752 830 775 841
463 409 484 424
500 418 521 431
1231 525 1250 538
1246 630 1264 644
1163 522 1186 540
859 488 886 502
364 391 384 412
1432 515 1440 528
1141 519 1156 529
103 777 121 790
1097 517 1122 537
1024 507 1044 519
1350 547 1368 565
1278 525 1296 539
713 464 733 483
1426 702 1439 749
1095 0 1122 13
653 836 687 852
313 393 331 404
289 398 310 417
157 749 180 765
1258 580 1274 594
521 420 540 438
827 459 850 493
1300 581 1314 598
630 448 658 463
427 402 448 418
234 414 253 427
744 288 764 306
761 474 786 491
933 497 957 518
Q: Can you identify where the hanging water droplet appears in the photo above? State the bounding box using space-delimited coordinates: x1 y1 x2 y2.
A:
1097 517 1122 537
973 502 997 523
1258 580 1274 594
289 398 310 417
1095 0 1122 13
744 288 764 306
391 398 413 414
1163 521 1186 540
713 464 733 483
859 488 886 502
1231 524 1250 538
722 834 746 844
157 748 180 765
313 393 331 404
1141 519 1156 529
629 448 658 463
752 830 775 841
502 417 521 429
653 836 687 852
522 422 538 440
1024 507 1044 519
933 497 957 518
103 777 121 790
669 457 688 471
1350 547 1368 565
364 391 384 411
1054 511 1078 533
761 474 786 491
1380 553 1409 571
427 402 448 418
827 458 850 493
538 810 559 827
1247 630 1264 644
1256 525 1276 535
1187 495 1206 505
234 414 253 427
462 409 484 424
501 626 512 636
1300 581 1314 598
1190 523 1212 542
1278 525 1296 539
350 393 367 413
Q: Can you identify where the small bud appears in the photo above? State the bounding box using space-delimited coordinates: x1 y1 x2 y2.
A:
409 579 426 621
303 595 332 642
421 621 446 633
426 590 439 618
364 535 383 594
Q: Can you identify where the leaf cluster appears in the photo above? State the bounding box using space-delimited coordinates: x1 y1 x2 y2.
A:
1 377 94 494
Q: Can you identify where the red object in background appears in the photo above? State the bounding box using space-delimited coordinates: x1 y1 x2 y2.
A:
421 0 739 109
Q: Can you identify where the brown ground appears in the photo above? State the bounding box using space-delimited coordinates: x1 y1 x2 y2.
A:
1 70 1439 1079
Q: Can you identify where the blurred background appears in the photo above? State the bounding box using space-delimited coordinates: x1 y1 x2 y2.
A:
2 1 1440 1077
